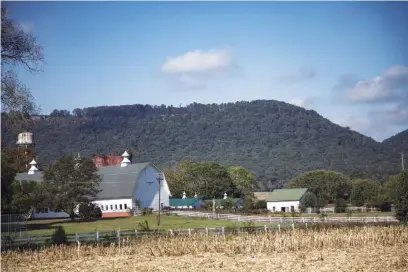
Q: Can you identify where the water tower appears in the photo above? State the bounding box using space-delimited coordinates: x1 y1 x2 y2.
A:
16 132 34 170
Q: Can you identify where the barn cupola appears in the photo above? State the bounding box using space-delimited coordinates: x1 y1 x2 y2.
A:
194 192 198 198
223 192 227 199
28 158 38 175
120 150 131 167
182 191 187 199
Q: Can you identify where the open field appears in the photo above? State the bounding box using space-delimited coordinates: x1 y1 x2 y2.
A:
2 225 407 272
23 215 255 236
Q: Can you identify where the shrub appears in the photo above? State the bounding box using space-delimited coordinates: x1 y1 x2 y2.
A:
375 201 392 212
51 226 68 245
141 208 154 216
78 203 102 220
254 200 267 209
394 171 408 222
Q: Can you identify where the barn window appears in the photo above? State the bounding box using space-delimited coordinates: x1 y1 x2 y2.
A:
100 205 104 211
115 204 118 210
110 205 113 210
124 204 127 209
106 205 109 210
119 204 123 210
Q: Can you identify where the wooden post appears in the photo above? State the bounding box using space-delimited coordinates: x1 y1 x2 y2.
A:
278 224 281 232
96 231 99 242
135 229 138 236
75 233 79 243
205 227 209 236
117 229 120 244
188 228 191 236
221 226 225 236
264 225 267 232
291 223 295 230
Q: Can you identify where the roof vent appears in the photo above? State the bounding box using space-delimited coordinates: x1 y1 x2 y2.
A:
194 192 198 198
28 158 38 175
120 150 131 167
223 192 227 199
182 191 187 199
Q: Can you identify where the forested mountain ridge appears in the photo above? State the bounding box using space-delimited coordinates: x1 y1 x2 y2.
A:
1 100 405 190
382 129 408 154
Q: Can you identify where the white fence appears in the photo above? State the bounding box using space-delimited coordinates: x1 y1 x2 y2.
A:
169 210 399 223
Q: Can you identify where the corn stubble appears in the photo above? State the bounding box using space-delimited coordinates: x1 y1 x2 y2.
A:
2 225 408 272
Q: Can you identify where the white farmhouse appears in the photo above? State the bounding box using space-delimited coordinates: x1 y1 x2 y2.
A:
266 188 308 213
15 151 172 219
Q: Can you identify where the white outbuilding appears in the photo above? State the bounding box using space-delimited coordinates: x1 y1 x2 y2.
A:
266 188 308 213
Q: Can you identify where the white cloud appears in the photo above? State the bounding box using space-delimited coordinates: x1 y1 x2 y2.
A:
161 49 232 74
288 96 316 109
161 48 238 89
342 65 408 103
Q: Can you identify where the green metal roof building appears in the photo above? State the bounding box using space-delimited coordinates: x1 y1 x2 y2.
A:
169 198 205 209
266 188 308 213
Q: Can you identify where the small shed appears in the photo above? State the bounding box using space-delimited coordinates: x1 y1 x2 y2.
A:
169 198 205 209
266 188 308 213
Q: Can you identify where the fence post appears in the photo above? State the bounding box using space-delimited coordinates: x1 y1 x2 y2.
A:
306 223 308 229
302 217 305 223
264 225 267 232
75 233 79 243
135 229 138 236
280 217 283 223
188 228 191 236
96 231 99 242
291 223 295 230
278 224 281 232
205 227 209 236
221 226 225 236
117 229 120 243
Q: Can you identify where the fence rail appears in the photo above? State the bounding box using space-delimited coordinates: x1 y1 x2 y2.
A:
168 210 398 223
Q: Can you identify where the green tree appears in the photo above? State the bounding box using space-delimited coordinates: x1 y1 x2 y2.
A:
300 191 317 208
383 173 400 202
286 170 351 206
393 170 408 222
227 166 255 196
165 161 238 199
1 148 16 213
9 180 46 218
350 179 381 207
42 155 101 220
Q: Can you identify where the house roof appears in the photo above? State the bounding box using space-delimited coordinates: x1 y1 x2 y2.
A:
253 192 270 201
15 162 153 200
267 188 308 202
169 198 202 206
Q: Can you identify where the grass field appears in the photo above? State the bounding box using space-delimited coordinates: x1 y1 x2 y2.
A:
24 215 256 236
2 225 407 272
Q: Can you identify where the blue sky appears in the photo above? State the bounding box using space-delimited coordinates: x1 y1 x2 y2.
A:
6 1 408 141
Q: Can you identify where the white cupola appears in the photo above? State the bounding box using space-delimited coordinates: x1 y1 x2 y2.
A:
28 158 38 175
223 192 227 199
194 192 198 198
182 191 187 199
120 150 131 167
74 153 81 168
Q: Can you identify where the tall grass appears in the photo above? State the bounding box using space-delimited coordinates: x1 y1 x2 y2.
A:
2 225 407 265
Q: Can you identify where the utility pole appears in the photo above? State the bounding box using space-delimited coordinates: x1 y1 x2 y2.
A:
402 152 405 171
156 173 164 226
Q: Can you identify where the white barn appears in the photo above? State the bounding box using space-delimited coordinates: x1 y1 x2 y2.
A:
15 151 172 219
266 188 308 213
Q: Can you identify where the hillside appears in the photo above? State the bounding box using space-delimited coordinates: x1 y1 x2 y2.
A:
382 129 408 154
1 100 404 189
